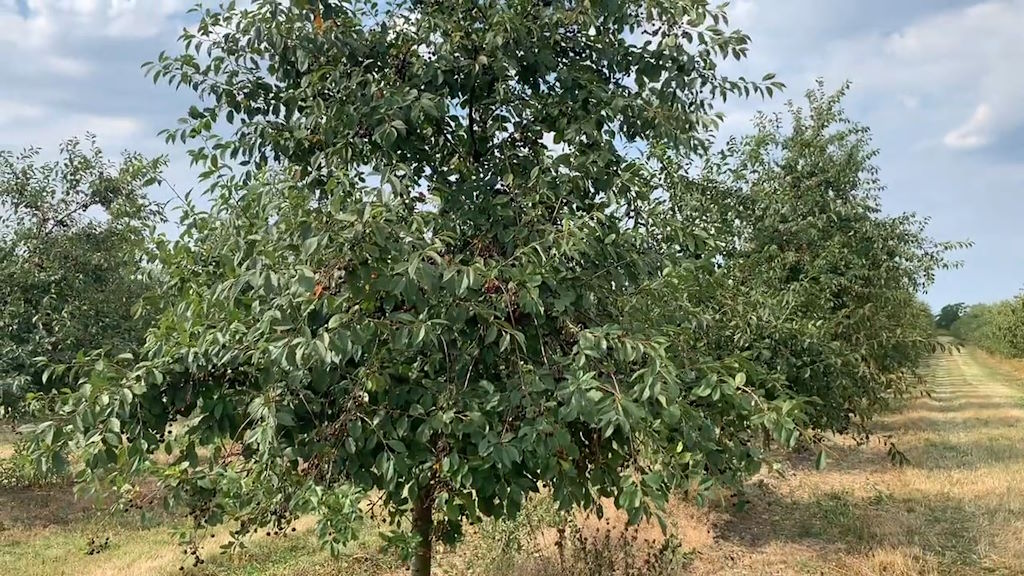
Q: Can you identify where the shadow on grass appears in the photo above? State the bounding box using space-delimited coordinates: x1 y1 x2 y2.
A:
0 485 94 532
900 437 1024 471
872 414 1023 434
906 399 1023 414
717 482 987 571
703 350 1024 574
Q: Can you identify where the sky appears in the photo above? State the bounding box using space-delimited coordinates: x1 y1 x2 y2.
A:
0 0 1021 310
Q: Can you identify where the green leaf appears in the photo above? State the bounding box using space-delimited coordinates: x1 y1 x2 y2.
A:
296 269 317 292
302 236 318 258
277 408 296 427
815 449 828 471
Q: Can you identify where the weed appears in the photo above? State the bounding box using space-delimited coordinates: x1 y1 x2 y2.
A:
85 533 111 556
546 520 691 576
462 495 564 574
0 440 68 489
812 490 856 526
867 486 894 508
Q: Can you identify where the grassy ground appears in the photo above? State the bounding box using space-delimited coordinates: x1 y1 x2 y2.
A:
682 346 1024 575
0 423 16 459
3 346 1024 575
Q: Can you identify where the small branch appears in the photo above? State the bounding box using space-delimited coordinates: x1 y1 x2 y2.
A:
468 91 478 163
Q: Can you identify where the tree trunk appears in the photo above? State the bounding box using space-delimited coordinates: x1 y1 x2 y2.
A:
410 486 434 576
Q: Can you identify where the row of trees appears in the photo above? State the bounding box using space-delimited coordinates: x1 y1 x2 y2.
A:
935 302 967 331
4 1 957 574
0 137 163 414
950 298 1024 357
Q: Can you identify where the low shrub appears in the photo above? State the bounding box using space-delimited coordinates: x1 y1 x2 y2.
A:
0 439 69 489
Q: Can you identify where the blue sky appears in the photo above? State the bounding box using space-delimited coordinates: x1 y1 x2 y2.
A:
1 0 1021 310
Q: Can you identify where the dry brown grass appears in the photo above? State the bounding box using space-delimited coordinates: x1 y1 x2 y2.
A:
670 347 1024 575
0 423 16 459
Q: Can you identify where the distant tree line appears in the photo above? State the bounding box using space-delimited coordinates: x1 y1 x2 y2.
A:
934 302 966 331
951 297 1024 358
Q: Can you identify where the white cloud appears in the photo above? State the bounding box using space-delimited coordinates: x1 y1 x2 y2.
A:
0 10 85 76
819 0 1024 151
0 1 187 77
68 114 144 142
709 0 1024 309
22 0 189 39
0 108 144 151
730 0 758 28
728 0 1024 152
716 108 756 141
0 100 46 125
944 103 994 150
899 95 920 110
542 132 569 156
0 0 186 154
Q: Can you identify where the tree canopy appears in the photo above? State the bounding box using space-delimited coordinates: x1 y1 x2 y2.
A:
0 136 163 415
952 298 1024 357
675 83 957 435
19 2 957 575
935 302 967 330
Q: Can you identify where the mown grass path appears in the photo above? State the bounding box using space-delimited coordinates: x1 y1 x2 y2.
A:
688 347 1024 575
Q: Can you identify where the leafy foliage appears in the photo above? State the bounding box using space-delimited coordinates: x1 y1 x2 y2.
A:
549 522 689 576
0 438 69 489
935 302 966 331
0 136 163 414
20 3 956 576
27 0 788 572
670 82 957 435
951 298 1024 357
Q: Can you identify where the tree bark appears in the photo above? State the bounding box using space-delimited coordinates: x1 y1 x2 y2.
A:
410 486 435 576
